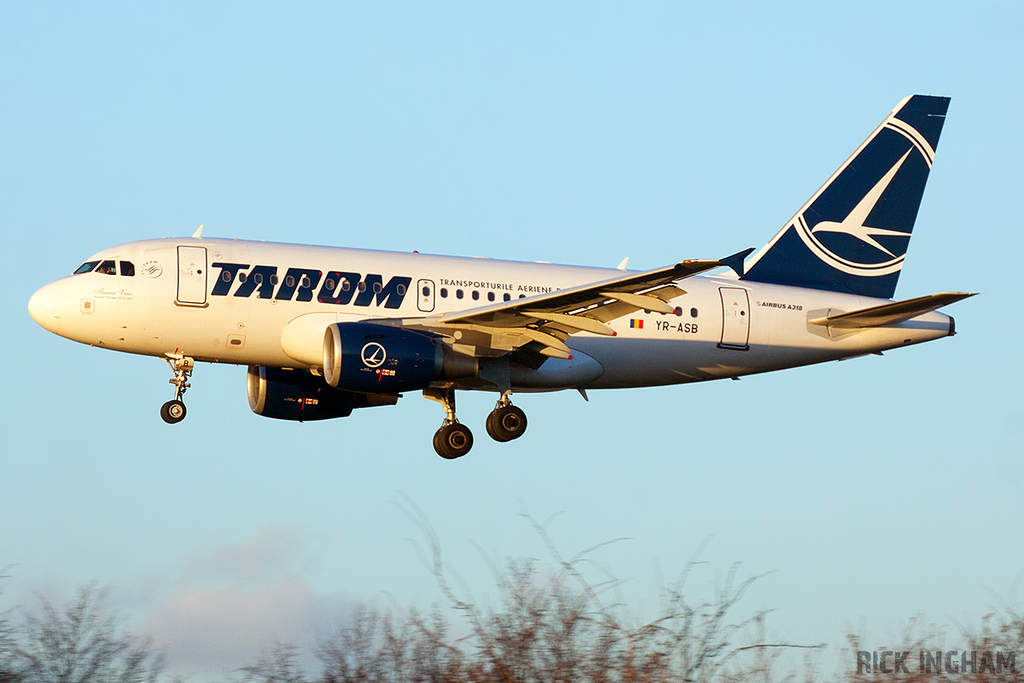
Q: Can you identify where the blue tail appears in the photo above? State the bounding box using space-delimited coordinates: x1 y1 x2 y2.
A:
741 95 950 299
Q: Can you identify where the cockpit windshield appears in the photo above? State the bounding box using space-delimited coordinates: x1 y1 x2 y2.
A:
72 259 135 276
73 261 100 274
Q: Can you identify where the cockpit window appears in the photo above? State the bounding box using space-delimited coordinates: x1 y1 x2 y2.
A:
96 260 116 275
73 261 100 275
119 261 135 277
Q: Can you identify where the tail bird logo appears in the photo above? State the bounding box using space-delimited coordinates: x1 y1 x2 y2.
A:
793 117 936 279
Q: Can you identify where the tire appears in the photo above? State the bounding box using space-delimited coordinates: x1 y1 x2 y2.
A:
160 399 187 424
486 405 527 442
434 423 473 459
486 411 510 442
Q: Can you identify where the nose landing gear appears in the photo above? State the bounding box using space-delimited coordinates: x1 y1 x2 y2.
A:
160 354 194 424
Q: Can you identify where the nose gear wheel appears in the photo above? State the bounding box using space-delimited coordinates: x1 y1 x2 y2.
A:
161 354 194 424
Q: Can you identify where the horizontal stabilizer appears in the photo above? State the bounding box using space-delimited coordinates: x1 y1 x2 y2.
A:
809 292 976 329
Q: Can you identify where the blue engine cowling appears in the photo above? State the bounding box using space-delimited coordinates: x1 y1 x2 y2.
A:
247 366 399 421
323 322 477 394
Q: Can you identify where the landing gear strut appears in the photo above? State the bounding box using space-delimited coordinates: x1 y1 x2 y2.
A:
486 394 528 443
161 354 194 424
424 388 474 459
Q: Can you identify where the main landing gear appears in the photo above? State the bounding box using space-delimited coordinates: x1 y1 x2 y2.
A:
424 389 528 459
486 394 528 443
160 354 194 424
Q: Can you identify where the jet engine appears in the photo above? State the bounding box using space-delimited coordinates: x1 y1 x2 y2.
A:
247 365 398 421
322 322 477 393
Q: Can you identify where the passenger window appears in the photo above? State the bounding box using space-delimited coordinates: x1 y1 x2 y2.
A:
691 308 698 318
422 286 430 297
440 288 448 298
487 292 495 302
456 290 464 299
119 261 135 276
97 260 116 275
503 293 511 301
472 291 479 301
74 261 100 275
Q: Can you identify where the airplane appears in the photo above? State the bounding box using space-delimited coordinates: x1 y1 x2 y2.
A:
28 95 974 459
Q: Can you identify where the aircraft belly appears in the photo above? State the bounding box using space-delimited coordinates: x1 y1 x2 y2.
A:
507 350 604 389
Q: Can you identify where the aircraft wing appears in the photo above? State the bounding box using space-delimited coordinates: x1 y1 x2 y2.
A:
808 292 976 329
379 255 740 359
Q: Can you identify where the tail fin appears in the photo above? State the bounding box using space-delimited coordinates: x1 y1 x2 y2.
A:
741 95 950 299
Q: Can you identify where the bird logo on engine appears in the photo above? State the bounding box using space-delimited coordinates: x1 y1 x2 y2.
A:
360 342 387 368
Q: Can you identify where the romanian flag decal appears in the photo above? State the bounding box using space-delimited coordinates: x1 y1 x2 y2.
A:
629 319 643 329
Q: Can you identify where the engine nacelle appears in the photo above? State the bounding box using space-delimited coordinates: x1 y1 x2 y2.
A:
247 366 398 421
322 322 477 393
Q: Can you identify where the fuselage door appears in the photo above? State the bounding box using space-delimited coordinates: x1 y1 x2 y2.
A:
177 245 208 305
719 287 750 349
417 278 435 313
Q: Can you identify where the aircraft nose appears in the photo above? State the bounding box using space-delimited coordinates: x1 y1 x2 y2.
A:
28 281 66 334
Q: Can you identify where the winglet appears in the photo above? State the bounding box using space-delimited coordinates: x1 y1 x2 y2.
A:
720 248 754 277
192 224 204 239
616 257 629 271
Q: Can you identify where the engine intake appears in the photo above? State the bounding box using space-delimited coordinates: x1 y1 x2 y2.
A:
322 322 477 393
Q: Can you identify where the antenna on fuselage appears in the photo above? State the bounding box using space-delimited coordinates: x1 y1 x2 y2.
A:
192 224 204 239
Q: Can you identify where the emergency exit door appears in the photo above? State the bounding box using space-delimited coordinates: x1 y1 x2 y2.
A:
417 279 435 312
719 287 749 349
177 246 208 305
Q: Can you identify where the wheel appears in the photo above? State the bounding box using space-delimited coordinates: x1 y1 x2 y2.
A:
433 423 473 459
486 405 527 442
485 410 509 442
160 399 187 424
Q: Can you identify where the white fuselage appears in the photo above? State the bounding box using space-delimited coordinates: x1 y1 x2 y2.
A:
28 237 954 393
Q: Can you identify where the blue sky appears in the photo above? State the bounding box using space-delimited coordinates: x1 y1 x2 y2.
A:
2 1 1022 678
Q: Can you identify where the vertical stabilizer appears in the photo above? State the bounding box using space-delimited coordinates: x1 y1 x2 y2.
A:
741 95 950 299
